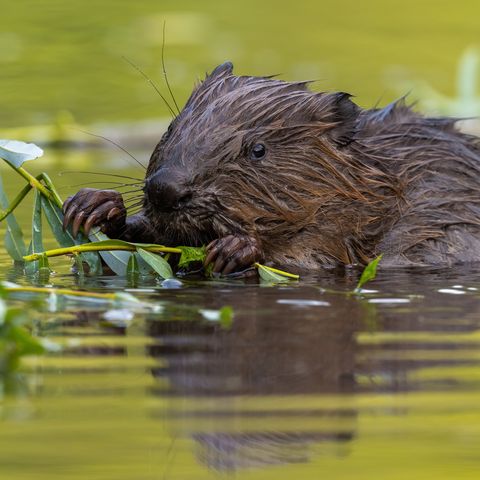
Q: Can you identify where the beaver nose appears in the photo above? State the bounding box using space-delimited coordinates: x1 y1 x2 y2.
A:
145 173 192 212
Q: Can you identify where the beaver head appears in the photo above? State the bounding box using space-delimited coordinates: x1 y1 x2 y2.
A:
143 62 397 266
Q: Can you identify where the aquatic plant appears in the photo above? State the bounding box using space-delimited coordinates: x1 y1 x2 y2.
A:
355 254 382 292
0 140 298 281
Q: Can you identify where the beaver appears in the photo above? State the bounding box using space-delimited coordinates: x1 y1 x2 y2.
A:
62 61 480 274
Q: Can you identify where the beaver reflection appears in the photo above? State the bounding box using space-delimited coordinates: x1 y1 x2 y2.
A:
147 288 359 471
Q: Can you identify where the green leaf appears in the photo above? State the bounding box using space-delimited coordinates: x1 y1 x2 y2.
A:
177 245 206 268
31 190 44 254
26 190 45 275
40 195 76 247
41 196 102 275
85 234 180 276
136 248 173 279
355 254 383 292
73 254 85 276
0 139 43 168
127 252 139 277
0 171 26 261
127 252 150 281
87 231 132 276
256 263 294 283
39 253 50 270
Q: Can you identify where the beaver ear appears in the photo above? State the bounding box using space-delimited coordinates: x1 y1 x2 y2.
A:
328 92 360 147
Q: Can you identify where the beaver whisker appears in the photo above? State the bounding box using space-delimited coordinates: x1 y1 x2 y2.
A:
61 181 143 191
122 56 177 119
127 208 143 217
124 201 144 211
161 22 180 115
74 129 147 170
123 195 144 203
120 189 145 196
59 171 144 182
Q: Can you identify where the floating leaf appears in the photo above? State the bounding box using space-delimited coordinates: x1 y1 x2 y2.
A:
355 254 383 292
0 139 43 168
137 248 173 279
255 263 298 283
178 245 206 268
0 171 26 261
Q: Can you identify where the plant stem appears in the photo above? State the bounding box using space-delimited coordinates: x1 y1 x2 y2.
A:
0 182 32 221
24 244 182 262
6 163 54 201
0 169 62 222
38 172 63 208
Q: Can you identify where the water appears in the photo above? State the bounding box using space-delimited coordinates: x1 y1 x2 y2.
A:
2 0 480 129
2 154 480 479
3 1 480 478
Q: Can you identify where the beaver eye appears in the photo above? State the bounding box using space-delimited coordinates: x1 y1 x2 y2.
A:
250 143 266 160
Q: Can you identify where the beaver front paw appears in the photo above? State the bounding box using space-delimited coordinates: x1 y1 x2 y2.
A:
204 235 264 276
62 188 127 238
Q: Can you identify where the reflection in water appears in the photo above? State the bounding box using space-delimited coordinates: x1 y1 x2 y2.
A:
3 267 480 478
139 271 480 473
148 290 357 395
148 288 358 471
192 431 352 471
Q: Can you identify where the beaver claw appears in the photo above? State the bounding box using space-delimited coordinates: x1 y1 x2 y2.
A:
205 235 264 275
62 188 127 238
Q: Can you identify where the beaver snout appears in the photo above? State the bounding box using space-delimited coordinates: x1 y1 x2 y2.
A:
145 170 192 212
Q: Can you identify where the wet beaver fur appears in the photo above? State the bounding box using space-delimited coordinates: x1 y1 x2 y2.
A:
63 62 480 274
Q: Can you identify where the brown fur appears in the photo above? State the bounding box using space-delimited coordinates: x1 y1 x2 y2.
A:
140 62 480 268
